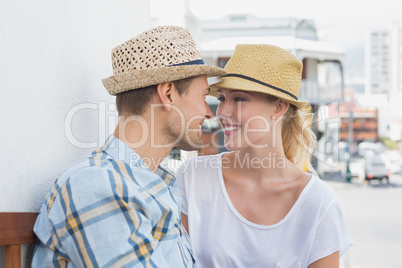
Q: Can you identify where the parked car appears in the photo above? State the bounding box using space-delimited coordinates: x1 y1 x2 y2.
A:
358 141 385 158
364 154 391 184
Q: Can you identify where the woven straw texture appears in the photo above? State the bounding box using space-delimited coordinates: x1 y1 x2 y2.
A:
102 26 225 95
210 44 308 108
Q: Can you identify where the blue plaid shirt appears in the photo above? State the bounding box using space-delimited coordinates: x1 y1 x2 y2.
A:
32 135 194 267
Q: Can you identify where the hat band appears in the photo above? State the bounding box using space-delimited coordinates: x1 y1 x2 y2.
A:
168 59 205 67
221 73 298 100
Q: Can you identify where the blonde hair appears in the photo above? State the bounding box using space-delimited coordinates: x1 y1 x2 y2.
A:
282 104 317 175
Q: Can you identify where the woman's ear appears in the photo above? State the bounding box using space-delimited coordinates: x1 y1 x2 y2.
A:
156 82 175 111
274 99 290 118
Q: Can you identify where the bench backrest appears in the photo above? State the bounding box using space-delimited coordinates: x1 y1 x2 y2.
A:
0 212 38 268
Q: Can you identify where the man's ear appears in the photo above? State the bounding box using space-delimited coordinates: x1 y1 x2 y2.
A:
156 82 175 112
274 99 290 118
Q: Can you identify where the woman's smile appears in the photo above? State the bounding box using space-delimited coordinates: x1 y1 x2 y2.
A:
222 123 241 136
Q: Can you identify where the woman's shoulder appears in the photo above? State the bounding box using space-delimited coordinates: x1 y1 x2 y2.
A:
303 174 340 204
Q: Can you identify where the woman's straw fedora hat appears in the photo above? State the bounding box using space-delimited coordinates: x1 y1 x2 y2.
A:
102 25 226 95
210 44 308 108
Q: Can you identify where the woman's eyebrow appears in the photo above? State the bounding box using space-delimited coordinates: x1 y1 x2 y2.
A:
217 89 251 94
230 90 252 95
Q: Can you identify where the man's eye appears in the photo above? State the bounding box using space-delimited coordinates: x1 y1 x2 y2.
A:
217 97 225 101
234 98 245 102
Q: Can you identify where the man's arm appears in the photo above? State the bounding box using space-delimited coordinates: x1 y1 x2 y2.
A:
39 167 169 267
181 213 189 233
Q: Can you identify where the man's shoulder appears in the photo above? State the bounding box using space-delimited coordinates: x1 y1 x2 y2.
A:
60 156 143 189
50 152 136 197
58 158 92 180
59 149 134 179
43 155 147 213
56 157 104 182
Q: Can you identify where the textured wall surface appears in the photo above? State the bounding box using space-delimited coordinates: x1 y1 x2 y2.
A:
0 0 150 266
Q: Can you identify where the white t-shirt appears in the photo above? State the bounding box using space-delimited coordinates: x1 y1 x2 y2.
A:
176 154 353 268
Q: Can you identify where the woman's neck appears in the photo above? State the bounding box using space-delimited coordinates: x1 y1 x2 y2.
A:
223 144 301 184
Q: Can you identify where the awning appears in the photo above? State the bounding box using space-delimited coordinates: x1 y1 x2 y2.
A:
200 35 344 61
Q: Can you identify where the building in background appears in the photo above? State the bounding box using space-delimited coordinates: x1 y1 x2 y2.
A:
363 21 402 142
365 30 389 95
339 91 379 144
340 108 379 143
389 21 402 96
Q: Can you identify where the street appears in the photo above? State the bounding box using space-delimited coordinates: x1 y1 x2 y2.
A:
324 173 402 268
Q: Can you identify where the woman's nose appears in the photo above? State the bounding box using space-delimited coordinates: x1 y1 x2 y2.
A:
217 101 231 120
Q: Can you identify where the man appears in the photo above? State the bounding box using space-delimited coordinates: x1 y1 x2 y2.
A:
32 25 225 267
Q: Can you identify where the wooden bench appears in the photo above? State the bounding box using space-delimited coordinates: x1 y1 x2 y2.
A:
0 212 38 268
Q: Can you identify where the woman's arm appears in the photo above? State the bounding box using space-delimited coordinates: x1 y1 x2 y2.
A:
181 212 189 233
308 251 339 268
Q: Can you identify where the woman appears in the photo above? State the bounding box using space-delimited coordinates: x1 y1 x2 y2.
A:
176 44 352 268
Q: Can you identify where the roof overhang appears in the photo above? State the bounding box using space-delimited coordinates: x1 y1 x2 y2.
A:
199 35 345 62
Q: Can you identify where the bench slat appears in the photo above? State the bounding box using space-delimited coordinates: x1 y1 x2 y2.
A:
0 212 38 246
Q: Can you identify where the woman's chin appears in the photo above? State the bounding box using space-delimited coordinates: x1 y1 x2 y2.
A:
223 142 243 152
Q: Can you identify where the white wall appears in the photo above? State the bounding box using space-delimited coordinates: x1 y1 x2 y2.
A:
0 0 150 266
150 0 187 27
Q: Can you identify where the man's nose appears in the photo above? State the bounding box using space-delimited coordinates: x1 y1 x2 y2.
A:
205 101 213 119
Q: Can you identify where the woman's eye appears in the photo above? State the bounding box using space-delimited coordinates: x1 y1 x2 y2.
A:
217 97 225 101
234 98 245 102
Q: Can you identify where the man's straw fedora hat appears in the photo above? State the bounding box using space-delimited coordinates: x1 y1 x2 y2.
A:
102 26 226 95
210 44 308 109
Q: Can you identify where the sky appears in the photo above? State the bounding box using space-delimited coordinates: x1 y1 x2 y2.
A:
153 0 402 85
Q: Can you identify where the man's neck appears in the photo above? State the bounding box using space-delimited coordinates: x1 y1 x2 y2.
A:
114 121 172 173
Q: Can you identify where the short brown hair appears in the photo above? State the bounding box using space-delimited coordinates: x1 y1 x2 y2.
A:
116 85 157 116
116 76 199 116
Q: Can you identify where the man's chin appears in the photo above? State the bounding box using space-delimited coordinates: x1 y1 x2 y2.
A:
175 139 204 152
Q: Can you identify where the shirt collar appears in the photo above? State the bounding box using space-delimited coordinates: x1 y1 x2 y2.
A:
101 135 176 186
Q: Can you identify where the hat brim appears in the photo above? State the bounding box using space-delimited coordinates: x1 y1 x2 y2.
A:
210 76 309 109
102 65 226 95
